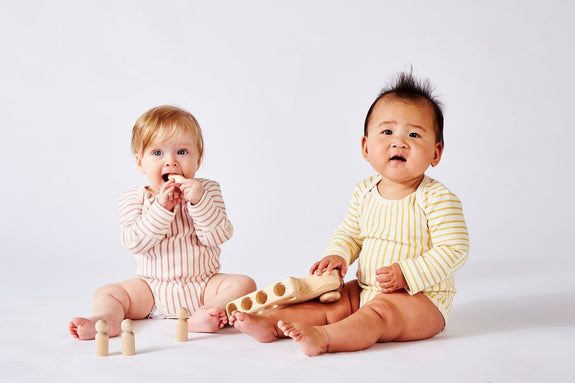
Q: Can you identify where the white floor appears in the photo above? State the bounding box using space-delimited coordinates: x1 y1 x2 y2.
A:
2 257 574 383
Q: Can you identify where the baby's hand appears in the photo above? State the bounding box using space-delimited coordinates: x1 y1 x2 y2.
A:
179 179 205 205
157 179 182 211
310 255 347 278
376 263 407 293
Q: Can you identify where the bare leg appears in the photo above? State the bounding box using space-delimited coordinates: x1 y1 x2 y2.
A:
280 291 445 356
231 281 360 342
188 273 256 333
69 278 154 340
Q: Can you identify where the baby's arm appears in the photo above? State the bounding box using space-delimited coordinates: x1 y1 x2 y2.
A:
315 183 366 276
397 185 469 294
118 188 175 254
186 179 233 246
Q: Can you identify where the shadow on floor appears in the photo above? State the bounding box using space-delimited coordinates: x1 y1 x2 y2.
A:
442 291 575 338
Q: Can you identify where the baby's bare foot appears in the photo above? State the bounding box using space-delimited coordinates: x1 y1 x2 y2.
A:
69 317 121 340
69 317 97 339
277 320 328 356
231 311 277 343
188 307 227 333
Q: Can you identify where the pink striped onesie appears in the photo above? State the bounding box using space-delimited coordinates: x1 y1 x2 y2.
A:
118 178 233 317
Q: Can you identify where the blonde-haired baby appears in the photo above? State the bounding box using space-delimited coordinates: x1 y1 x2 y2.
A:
70 105 255 339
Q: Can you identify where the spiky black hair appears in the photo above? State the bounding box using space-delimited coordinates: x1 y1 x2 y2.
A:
363 71 444 145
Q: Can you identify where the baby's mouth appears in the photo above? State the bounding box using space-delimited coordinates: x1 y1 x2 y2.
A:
162 173 185 182
390 155 406 162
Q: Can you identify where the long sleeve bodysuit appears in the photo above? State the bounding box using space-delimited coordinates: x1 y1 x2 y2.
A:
118 178 232 317
323 175 469 322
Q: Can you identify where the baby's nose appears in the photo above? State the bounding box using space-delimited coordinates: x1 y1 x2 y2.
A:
164 156 180 168
392 141 407 148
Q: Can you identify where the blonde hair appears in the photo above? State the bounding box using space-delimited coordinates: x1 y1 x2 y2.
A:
131 105 204 162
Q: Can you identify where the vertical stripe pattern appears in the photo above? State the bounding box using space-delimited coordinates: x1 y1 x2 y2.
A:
323 175 469 321
118 178 233 316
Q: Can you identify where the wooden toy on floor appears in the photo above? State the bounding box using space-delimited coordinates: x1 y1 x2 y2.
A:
121 319 135 356
226 270 344 317
175 307 189 342
95 320 109 357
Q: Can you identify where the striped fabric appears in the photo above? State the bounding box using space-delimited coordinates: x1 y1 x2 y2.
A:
118 178 233 316
323 175 469 321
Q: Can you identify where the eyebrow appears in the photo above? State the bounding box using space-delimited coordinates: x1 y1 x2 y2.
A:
377 120 426 130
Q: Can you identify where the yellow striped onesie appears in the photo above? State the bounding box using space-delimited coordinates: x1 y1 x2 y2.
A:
323 174 469 322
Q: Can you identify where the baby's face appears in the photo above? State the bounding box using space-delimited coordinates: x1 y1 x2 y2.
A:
362 95 442 186
135 131 201 193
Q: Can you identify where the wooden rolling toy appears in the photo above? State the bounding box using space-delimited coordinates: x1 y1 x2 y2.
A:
226 270 344 317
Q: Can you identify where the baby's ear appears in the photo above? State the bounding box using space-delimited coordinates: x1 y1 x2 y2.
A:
135 154 145 173
361 135 369 161
431 142 443 167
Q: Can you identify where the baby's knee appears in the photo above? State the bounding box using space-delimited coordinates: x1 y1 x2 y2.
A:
94 283 125 299
234 275 257 294
366 298 402 325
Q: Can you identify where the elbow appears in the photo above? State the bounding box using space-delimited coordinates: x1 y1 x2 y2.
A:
198 227 233 247
453 245 470 269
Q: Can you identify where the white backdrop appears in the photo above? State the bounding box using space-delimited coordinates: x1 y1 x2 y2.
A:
1 1 574 381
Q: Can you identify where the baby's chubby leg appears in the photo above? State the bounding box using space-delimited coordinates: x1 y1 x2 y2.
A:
230 280 360 342
189 273 256 333
281 291 445 356
69 278 154 340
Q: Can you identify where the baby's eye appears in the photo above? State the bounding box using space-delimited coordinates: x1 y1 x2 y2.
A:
177 149 188 155
382 129 393 135
152 150 163 156
409 132 420 138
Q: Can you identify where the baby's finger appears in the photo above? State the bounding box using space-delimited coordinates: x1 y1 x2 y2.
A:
376 266 391 275
309 261 321 275
325 261 337 273
379 279 395 291
180 178 198 189
377 273 392 282
322 262 342 278
331 262 347 278
161 183 179 196
382 283 400 294
315 259 333 275
313 261 327 275
161 178 175 189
